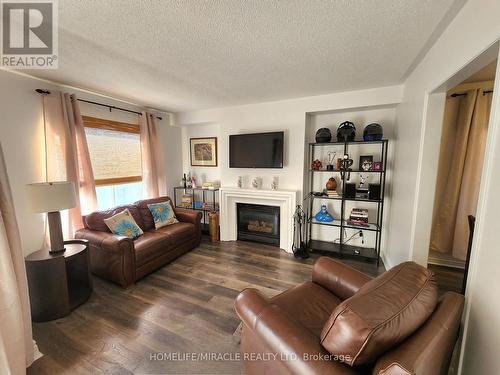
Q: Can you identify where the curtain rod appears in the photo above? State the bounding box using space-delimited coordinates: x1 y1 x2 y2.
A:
35 89 163 120
451 90 493 97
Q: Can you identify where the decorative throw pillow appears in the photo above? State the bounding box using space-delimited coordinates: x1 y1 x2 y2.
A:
104 209 144 239
147 201 178 229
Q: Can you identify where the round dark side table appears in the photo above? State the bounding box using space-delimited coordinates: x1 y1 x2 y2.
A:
25 239 93 322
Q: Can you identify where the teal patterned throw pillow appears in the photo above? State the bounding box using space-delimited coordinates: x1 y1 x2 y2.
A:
104 209 143 239
148 201 178 229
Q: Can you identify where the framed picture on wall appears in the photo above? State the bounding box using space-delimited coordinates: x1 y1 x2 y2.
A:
190 137 218 167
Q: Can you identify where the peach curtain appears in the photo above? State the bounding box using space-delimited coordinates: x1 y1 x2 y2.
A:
0 143 34 373
430 89 493 260
44 92 97 236
140 112 166 198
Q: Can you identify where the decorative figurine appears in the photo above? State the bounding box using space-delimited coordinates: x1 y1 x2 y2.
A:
315 205 334 222
340 154 353 180
356 174 370 199
237 176 243 188
359 174 368 188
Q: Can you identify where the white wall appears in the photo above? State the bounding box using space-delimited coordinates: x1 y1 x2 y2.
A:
0 70 182 256
390 0 500 267
176 86 402 194
388 0 500 372
181 123 221 185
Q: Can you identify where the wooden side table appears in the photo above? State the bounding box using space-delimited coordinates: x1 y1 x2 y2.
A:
25 239 93 322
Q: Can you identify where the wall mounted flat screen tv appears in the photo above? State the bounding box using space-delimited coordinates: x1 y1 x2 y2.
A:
230 131 284 168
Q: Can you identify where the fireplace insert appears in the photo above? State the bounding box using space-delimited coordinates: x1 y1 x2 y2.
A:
237 203 280 246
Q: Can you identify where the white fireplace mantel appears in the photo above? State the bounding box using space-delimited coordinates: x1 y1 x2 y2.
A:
219 187 297 252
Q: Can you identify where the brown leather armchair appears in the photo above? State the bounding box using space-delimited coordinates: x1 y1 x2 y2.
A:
76 196 202 288
235 257 464 375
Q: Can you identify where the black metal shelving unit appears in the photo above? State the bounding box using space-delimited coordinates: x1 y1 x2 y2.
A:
173 186 219 233
305 139 388 265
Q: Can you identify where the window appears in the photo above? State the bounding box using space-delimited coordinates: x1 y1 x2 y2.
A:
83 116 143 209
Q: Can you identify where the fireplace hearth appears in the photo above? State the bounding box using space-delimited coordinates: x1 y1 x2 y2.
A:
237 203 280 246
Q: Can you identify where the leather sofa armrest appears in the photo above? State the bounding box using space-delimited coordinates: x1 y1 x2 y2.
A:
76 229 131 252
312 257 372 300
235 288 357 375
75 229 136 288
175 208 202 226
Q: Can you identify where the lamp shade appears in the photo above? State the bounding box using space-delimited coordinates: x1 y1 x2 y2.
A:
26 181 77 213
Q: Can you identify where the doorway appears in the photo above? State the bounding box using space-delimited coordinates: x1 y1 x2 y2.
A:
427 60 497 294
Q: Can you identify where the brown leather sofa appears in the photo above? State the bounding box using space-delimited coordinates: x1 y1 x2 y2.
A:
235 257 464 375
75 196 202 288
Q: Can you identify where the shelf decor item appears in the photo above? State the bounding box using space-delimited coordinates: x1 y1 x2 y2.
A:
326 177 337 191
327 151 336 171
369 184 381 200
271 176 279 190
373 161 382 171
237 176 243 188
348 208 369 227
337 121 356 142
190 137 218 167
363 123 383 141
311 159 322 170
340 154 353 180
315 205 334 222
359 155 373 171
251 176 261 189
315 127 332 143
26 182 77 253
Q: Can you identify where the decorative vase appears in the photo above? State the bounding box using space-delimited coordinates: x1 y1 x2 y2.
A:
315 205 334 222
271 176 279 190
237 176 243 188
326 177 337 191
251 177 261 189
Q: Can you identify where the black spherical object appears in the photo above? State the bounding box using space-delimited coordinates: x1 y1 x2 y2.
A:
315 127 332 143
363 123 383 141
337 121 356 142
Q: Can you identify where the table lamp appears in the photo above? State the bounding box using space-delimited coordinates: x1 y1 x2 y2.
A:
26 182 77 253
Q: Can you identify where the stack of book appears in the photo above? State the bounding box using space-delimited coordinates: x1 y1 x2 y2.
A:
179 194 193 208
347 208 369 227
201 202 219 211
202 182 220 190
326 190 340 198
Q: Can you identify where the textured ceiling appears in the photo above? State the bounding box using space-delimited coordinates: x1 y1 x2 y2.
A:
25 0 460 111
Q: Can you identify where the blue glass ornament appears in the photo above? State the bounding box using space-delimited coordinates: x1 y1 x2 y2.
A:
314 205 334 222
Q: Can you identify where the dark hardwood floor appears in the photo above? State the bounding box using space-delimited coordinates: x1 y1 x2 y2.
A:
28 238 384 374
